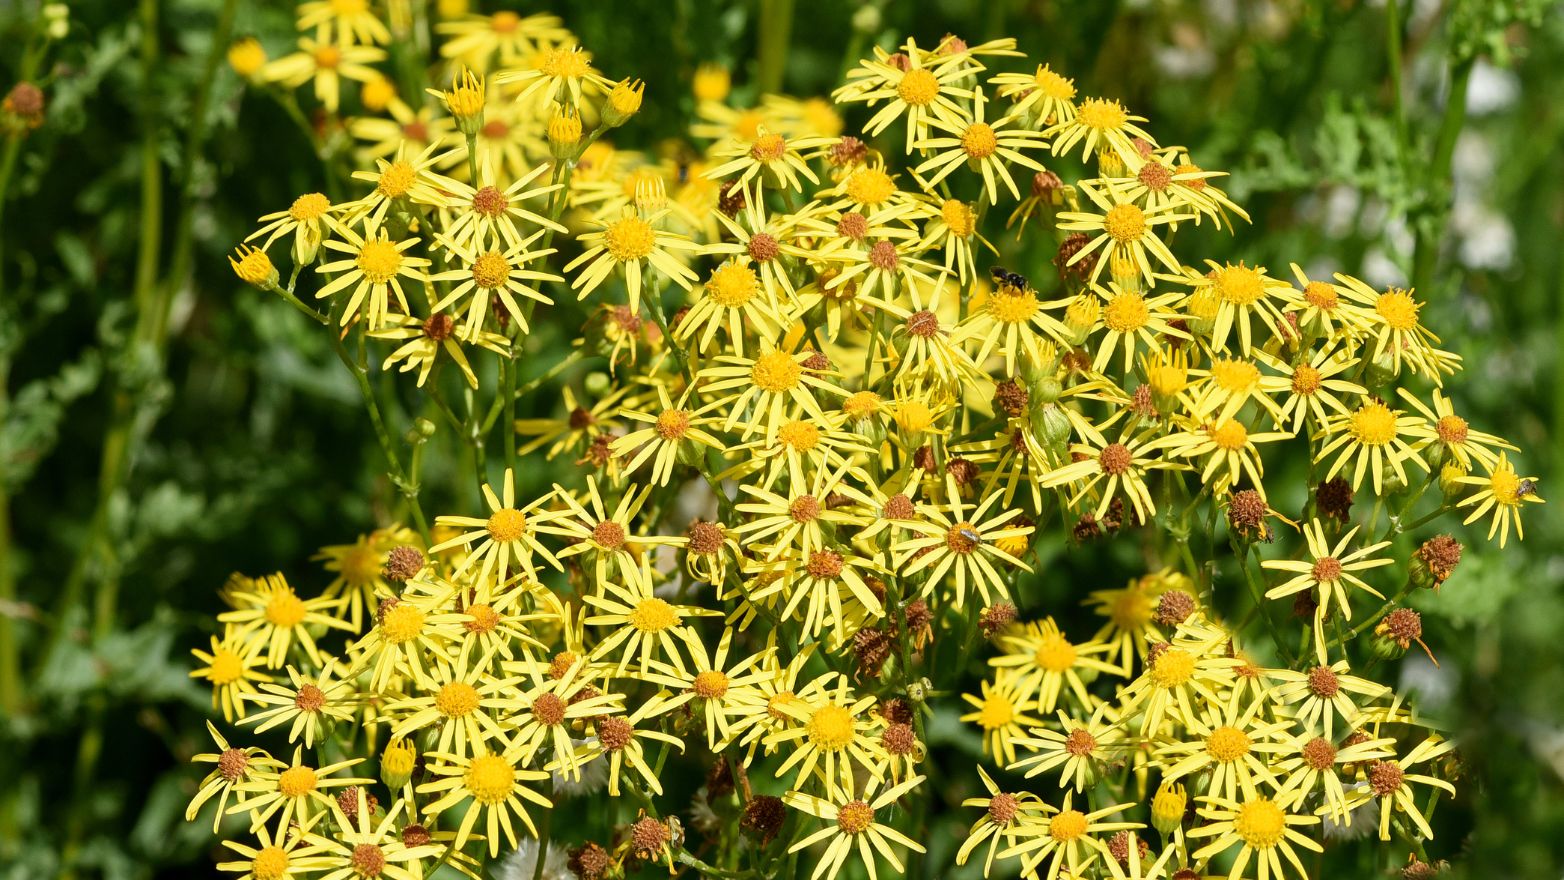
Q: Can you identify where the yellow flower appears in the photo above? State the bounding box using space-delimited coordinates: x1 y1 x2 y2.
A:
217 573 353 669
1057 185 1190 286
834 38 975 153
1187 791 1323 880
418 745 553 857
228 745 371 836
1316 397 1428 494
913 87 1048 203
783 776 927 880
893 474 1034 610
431 469 568 593
1262 518 1393 662
313 221 432 330
1454 451 1542 548
566 207 701 315
261 37 386 115
189 632 273 724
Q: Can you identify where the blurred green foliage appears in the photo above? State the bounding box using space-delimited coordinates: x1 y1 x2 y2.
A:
2 0 1562 877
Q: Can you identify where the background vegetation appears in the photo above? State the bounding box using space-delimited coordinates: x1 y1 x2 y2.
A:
1 0 1560 877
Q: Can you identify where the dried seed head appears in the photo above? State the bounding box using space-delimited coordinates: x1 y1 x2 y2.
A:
980 602 1017 637
717 179 746 216
704 760 734 800
1064 727 1096 756
801 349 830 372
789 495 821 523
946 457 979 487
995 379 1030 418
903 599 932 634
987 792 1019 825
382 546 425 582
531 693 567 726
218 748 250 781
1098 443 1133 476
829 137 867 167
631 815 670 857
1301 737 1337 770
913 445 939 473
1032 170 1063 198
1307 665 1340 697
747 232 780 262
837 212 869 241
1378 608 1423 648
400 824 431 847
1055 232 1096 282
1108 830 1147 865
853 627 892 679
879 698 914 726
686 520 725 555
741 795 786 843
906 309 940 338
1415 534 1463 586
881 721 917 755
596 716 634 751
568 841 611 880
1368 760 1405 796
1316 477 1354 522
1153 590 1196 626
882 493 916 520
1226 489 1268 538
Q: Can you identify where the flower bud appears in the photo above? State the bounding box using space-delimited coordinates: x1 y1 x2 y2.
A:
1151 782 1186 834
229 244 278 290
546 105 582 161
440 68 485 137
380 738 417 791
603 78 644 128
692 64 731 103
227 37 267 80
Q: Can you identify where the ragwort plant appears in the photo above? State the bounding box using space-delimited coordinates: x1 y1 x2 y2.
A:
194 5 1542 880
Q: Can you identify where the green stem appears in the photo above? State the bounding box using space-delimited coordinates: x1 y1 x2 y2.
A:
756 0 795 95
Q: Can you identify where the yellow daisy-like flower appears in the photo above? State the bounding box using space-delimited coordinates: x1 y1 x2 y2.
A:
1344 735 1457 841
961 677 1045 767
565 207 701 315
418 744 553 858
347 141 449 226
1256 343 1365 434
247 191 347 266
997 792 1142 880
314 524 419 632
1263 519 1392 661
218 573 353 669
1272 727 1396 820
240 661 356 748
783 775 927 880
989 617 1121 713
186 721 285 832
216 822 330 880
701 342 849 439
552 478 687 590
493 43 613 106
370 304 510 389
1047 96 1155 166
190 630 273 723
894 474 1034 610
1398 386 1516 471
1316 397 1428 493
1087 280 1188 374
641 627 773 750
1267 660 1391 739
1154 694 1293 802
304 791 441 880
436 11 569 72
612 384 727 487
676 257 788 356
957 766 1051 877
1057 186 1190 286
990 63 1078 126
430 157 566 253
430 468 566 593
428 230 560 336
767 677 887 798
913 88 1048 203
261 37 386 114
705 126 834 195
1043 415 1185 523
1116 633 1243 735
1334 274 1458 383
1009 707 1128 792
229 746 371 835
582 561 720 675
501 655 623 778
1285 262 1373 342
384 642 512 759
296 0 391 47
314 221 431 330
1454 451 1542 548
347 590 470 694
1152 416 1293 499
1187 792 1323 880
574 694 689 796
1180 259 1299 354
834 39 975 153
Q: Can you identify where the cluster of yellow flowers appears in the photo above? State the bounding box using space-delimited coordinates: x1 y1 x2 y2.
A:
202 3 1541 880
